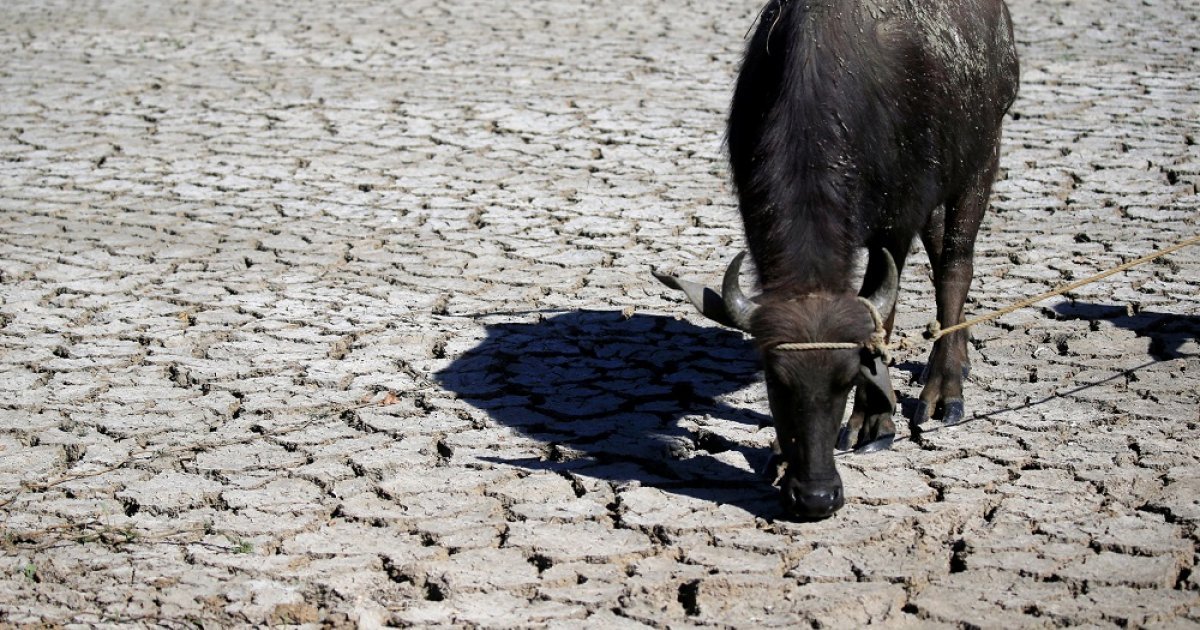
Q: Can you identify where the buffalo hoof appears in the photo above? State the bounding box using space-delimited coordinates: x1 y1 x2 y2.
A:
913 398 967 426
913 399 932 425
941 398 966 426
837 426 895 453
855 432 895 454
836 425 853 451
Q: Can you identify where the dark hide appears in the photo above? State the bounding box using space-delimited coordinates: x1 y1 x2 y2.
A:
727 0 1019 519
752 296 875 516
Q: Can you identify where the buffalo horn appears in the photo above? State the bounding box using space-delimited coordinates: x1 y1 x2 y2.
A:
651 267 740 329
862 249 899 319
651 252 759 332
721 251 757 331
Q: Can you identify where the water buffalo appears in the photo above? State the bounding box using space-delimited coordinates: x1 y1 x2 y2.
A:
656 0 1019 519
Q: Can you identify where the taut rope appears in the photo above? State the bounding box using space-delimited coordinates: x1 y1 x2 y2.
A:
771 233 1200 355
924 233 1200 342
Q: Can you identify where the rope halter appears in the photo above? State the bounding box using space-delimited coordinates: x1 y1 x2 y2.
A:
772 297 891 363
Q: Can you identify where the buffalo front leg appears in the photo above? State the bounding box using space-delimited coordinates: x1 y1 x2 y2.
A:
916 157 997 426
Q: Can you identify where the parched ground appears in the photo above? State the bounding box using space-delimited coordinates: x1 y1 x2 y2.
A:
1 0 1198 626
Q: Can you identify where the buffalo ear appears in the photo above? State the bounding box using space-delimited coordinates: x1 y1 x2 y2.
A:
651 252 758 333
651 269 739 329
857 352 896 414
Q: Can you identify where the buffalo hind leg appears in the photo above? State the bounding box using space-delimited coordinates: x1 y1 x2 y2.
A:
916 156 997 426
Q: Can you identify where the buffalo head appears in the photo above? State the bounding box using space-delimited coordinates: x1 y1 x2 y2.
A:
654 251 898 519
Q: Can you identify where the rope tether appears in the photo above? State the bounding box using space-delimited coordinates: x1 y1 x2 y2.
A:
771 233 1200 355
774 297 891 361
925 233 1200 342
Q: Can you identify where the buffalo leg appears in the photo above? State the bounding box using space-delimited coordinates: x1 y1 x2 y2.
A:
839 386 897 452
916 155 998 425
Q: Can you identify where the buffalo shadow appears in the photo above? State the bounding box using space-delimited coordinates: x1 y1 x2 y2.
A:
1051 301 1200 359
435 310 782 516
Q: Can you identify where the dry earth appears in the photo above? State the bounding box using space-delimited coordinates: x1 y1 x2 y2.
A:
1 0 1198 626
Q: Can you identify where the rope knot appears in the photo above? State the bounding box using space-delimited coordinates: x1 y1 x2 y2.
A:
923 320 942 340
865 329 889 361
855 297 892 363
